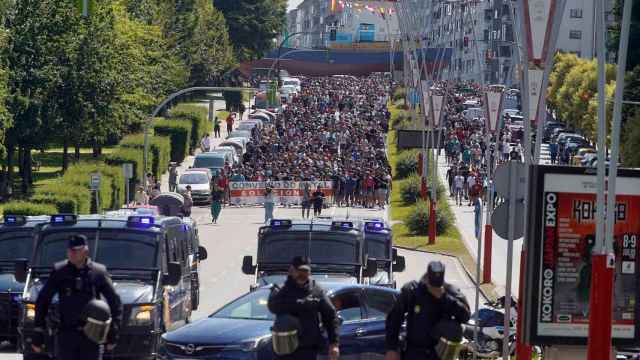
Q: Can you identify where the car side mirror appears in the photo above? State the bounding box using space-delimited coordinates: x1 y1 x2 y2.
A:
337 315 344 326
242 255 256 275
393 255 406 273
363 259 377 278
164 262 182 286
198 246 208 261
392 248 399 261
14 258 28 283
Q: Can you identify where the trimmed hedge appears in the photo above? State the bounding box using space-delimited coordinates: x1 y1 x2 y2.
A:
106 147 153 184
169 104 211 153
153 119 191 163
33 182 91 214
2 202 58 216
120 134 171 180
405 201 450 236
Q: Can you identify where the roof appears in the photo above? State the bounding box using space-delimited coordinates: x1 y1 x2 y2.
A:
195 152 226 158
184 168 211 173
0 215 50 230
36 214 184 234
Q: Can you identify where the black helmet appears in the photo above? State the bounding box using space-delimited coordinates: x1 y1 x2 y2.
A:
81 299 112 344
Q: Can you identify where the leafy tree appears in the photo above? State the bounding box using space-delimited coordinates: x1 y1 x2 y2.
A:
213 0 287 61
547 52 580 112
609 0 640 70
622 109 640 167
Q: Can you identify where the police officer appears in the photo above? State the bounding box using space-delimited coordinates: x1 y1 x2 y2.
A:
32 234 123 360
268 256 340 360
385 261 470 360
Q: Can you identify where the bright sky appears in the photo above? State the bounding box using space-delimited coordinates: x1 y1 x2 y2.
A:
288 0 304 11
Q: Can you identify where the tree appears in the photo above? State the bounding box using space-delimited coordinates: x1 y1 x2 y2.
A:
622 109 640 167
609 0 640 70
213 0 287 61
547 52 580 112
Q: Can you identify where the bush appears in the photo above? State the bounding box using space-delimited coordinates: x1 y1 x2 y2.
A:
120 134 171 180
405 201 450 236
2 201 58 216
32 193 78 213
153 119 191 163
395 150 419 179
34 182 91 214
169 104 211 152
106 147 153 184
400 174 421 205
391 110 411 130
63 163 125 211
392 88 406 102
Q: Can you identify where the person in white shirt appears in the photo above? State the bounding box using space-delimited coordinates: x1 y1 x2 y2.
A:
201 134 211 153
454 174 465 206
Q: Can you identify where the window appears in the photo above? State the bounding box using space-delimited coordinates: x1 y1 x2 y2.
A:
365 290 397 319
331 291 363 322
569 8 583 18
569 30 582 39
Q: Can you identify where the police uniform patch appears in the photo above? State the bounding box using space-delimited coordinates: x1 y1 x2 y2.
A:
414 305 421 314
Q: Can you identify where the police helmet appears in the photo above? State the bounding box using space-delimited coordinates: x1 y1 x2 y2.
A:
271 314 301 356
81 299 112 344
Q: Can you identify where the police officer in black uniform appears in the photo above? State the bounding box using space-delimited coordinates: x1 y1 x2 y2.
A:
385 261 470 360
32 235 122 360
268 256 340 360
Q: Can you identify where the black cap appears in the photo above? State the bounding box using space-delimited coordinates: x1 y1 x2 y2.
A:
427 261 445 287
291 256 311 272
68 234 88 250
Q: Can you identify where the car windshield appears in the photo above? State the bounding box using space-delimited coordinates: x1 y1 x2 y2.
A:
0 231 34 261
194 156 224 168
365 232 391 260
36 229 157 269
179 173 209 184
212 288 274 321
259 231 360 265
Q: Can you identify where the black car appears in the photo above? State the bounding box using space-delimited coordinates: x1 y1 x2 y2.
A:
16 213 207 359
158 283 399 360
241 219 378 289
0 215 48 345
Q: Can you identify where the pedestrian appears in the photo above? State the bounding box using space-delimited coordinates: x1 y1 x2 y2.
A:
301 183 311 219
201 133 212 153
549 140 558 164
226 112 235 135
385 261 470 360
169 164 178 192
32 234 122 360
453 173 464 206
183 185 193 217
268 256 340 360
134 186 148 205
213 117 221 138
210 183 224 224
473 195 482 239
312 186 325 217
264 186 275 224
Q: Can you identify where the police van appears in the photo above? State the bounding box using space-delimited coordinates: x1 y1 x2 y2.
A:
241 219 378 289
16 213 207 359
0 215 48 345
355 218 406 288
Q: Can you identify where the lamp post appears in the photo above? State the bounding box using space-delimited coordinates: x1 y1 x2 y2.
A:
272 32 313 85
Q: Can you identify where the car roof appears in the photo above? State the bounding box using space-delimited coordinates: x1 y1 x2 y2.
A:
184 168 211 174
196 152 226 158
36 214 184 235
0 216 50 230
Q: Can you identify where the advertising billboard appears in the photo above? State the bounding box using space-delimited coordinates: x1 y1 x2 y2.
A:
525 165 640 346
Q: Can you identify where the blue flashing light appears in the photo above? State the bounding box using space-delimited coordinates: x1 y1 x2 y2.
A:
270 219 292 228
365 221 385 232
332 221 353 229
51 214 77 225
4 215 25 226
127 216 155 228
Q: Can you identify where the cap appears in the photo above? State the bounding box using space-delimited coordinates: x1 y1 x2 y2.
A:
427 261 445 287
291 256 311 272
68 234 88 250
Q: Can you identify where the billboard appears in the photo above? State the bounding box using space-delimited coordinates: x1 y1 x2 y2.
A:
525 165 640 346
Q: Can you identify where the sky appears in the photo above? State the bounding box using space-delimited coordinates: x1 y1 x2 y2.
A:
288 0 303 11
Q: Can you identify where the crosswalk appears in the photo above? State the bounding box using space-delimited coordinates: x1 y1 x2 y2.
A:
539 143 552 164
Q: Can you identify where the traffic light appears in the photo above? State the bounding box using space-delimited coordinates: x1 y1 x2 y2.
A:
330 29 337 41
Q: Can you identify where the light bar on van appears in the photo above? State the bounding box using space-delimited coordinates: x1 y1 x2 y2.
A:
332 221 354 229
127 216 155 228
270 219 292 228
4 215 26 226
364 221 385 232
51 214 77 225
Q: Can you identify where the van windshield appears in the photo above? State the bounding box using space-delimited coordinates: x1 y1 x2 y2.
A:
180 173 209 184
36 229 158 269
259 231 360 265
0 231 34 261
193 156 224 169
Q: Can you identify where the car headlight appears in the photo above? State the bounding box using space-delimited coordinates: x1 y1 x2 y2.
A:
129 305 154 326
24 303 36 321
233 335 271 352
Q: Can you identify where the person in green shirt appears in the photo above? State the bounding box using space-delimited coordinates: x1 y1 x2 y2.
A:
213 116 221 138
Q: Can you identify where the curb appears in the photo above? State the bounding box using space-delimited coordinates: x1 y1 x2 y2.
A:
393 245 491 301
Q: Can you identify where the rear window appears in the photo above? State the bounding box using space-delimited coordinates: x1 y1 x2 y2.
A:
194 156 225 168
179 173 209 184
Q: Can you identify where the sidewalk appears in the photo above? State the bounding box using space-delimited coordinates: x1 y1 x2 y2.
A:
436 155 522 296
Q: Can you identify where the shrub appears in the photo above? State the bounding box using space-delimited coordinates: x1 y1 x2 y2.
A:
32 193 78 213
63 163 125 211
392 88 406 102
169 104 211 152
391 110 411 130
2 202 58 216
106 147 153 183
400 174 421 205
120 134 171 180
395 150 419 179
153 119 191 163
405 201 450 236
34 182 91 214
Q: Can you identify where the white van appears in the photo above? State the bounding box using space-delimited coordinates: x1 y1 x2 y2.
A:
281 77 301 92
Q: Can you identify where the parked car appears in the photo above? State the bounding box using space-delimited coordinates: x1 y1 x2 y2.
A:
210 147 239 166
219 139 246 156
227 129 252 140
572 147 597 166
158 283 398 359
192 152 228 177
177 169 212 203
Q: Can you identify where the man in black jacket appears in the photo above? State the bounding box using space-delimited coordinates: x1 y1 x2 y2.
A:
268 256 340 360
32 234 122 360
385 261 470 360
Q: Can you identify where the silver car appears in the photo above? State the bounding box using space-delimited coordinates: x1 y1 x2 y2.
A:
177 170 212 204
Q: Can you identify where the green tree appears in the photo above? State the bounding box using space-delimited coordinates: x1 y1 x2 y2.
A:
622 109 640 167
213 0 287 61
609 0 640 70
548 52 580 112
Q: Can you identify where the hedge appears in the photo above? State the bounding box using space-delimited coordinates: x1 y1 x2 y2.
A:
120 134 171 180
63 163 125 211
106 147 153 184
2 202 58 216
33 182 91 214
396 150 419 179
405 201 450 236
153 119 191 163
169 104 211 153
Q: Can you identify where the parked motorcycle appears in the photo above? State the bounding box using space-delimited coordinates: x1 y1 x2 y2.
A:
459 296 517 359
